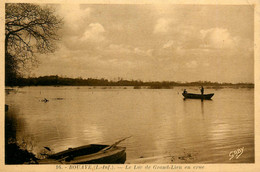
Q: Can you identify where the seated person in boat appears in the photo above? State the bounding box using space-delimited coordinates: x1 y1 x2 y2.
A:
183 89 187 94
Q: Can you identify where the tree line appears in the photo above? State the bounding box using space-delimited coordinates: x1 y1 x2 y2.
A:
7 75 254 88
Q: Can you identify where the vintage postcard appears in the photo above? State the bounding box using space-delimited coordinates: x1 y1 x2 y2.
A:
1 0 260 171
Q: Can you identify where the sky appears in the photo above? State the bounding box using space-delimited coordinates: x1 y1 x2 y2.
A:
31 4 254 83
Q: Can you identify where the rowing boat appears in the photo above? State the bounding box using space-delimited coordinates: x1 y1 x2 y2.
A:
36 144 126 164
182 93 214 100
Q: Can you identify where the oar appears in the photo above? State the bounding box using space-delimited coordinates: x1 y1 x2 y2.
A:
102 136 132 152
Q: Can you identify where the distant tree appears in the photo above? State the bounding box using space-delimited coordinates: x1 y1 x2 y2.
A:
5 3 63 85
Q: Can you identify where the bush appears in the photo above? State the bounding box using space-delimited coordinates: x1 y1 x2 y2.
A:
5 142 38 164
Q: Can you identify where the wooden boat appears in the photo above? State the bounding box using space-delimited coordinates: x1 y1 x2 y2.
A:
182 93 214 100
36 144 126 164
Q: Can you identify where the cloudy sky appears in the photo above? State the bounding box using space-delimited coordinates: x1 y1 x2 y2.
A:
32 4 254 83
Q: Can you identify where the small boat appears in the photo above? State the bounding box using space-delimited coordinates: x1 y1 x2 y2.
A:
36 144 126 164
41 98 49 103
182 93 214 100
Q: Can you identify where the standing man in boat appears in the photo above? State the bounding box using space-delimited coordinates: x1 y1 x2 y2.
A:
200 86 204 95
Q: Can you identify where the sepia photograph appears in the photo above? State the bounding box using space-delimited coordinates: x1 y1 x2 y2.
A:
2 0 259 171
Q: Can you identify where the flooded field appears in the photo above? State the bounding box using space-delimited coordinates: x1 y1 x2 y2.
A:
5 86 254 163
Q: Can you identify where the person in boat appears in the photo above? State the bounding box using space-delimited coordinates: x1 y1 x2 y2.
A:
183 89 187 94
200 86 204 95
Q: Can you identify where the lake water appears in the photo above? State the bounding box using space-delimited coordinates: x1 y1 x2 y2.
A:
5 86 254 163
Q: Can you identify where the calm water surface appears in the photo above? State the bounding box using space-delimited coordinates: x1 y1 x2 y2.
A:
5 86 254 163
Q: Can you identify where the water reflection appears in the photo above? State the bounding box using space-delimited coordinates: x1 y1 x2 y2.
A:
201 100 204 117
5 86 254 163
83 125 104 143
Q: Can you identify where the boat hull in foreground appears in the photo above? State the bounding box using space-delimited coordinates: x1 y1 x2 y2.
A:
37 144 126 164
